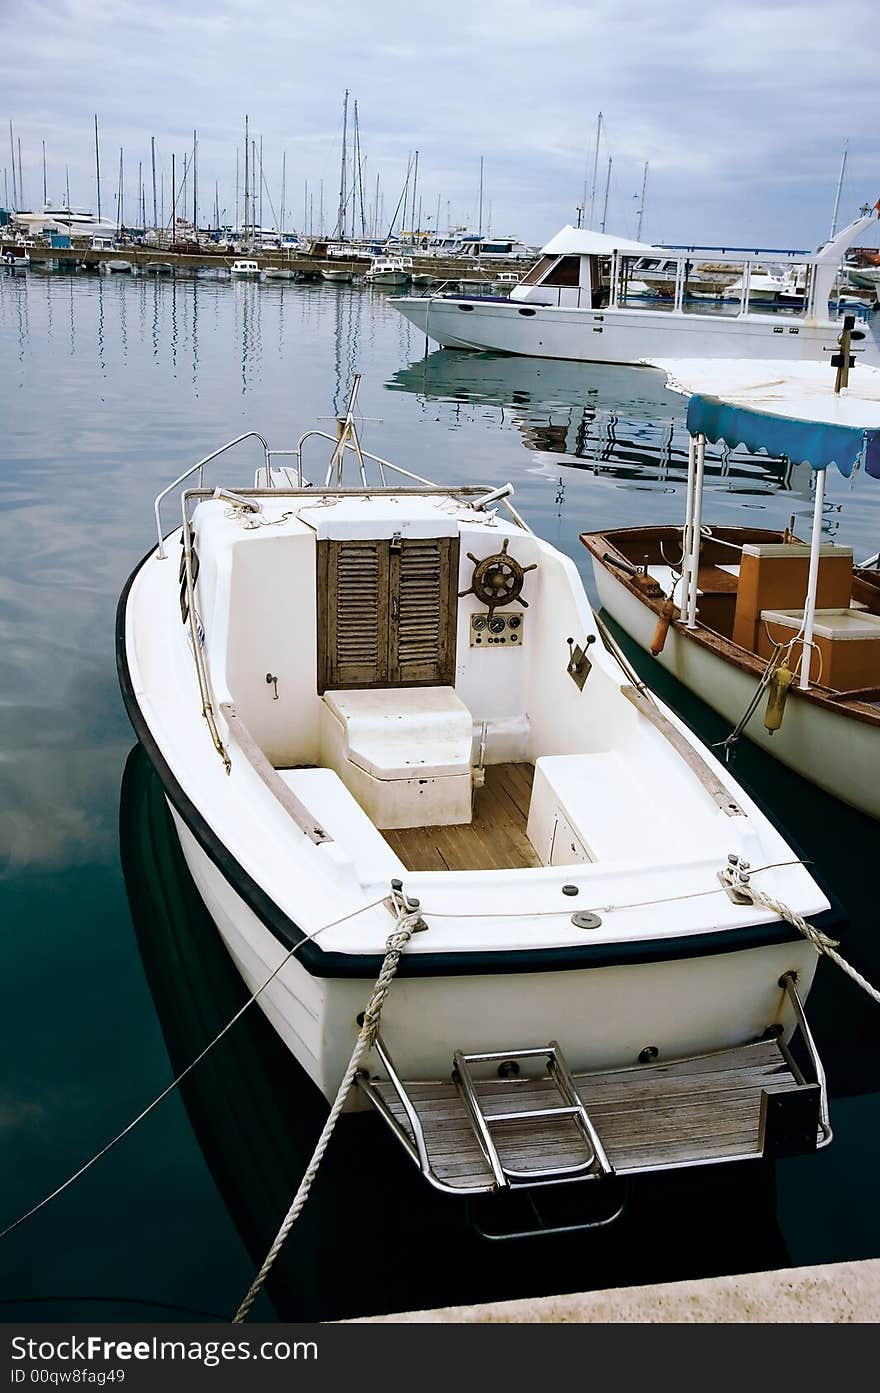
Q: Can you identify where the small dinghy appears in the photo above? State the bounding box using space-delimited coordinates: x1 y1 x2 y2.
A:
117 377 835 1230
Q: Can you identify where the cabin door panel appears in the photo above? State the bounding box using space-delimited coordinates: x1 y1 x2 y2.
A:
317 537 458 692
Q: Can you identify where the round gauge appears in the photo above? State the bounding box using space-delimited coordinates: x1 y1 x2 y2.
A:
472 616 487 631
508 615 521 629
488 617 506 634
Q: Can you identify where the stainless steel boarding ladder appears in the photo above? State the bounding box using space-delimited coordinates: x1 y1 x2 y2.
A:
452 1042 615 1190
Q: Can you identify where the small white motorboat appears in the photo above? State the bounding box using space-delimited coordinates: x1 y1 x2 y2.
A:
262 267 299 281
118 377 835 1226
321 266 353 283
366 255 412 286
491 271 522 293
583 340 880 819
230 259 260 277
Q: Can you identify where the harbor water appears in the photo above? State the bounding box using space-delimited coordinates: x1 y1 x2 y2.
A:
1 266 878 1322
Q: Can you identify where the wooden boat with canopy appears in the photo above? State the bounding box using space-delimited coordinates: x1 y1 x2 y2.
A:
583 339 880 820
117 378 839 1234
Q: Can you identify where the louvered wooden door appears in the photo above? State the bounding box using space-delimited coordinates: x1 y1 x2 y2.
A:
317 536 459 692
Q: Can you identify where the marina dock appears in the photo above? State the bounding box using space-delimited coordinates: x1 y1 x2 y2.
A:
2 240 516 284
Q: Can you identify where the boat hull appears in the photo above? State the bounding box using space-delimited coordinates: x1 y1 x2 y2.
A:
393 296 874 366
171 809 816 1105
590 560 880 819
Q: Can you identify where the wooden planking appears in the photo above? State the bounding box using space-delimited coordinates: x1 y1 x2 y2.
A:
384 764 542 871
369 1039 810 1187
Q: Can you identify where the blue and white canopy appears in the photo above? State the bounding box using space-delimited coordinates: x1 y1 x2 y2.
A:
648 358 880 479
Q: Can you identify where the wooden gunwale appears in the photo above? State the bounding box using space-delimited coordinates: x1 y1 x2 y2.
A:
581 526 880 729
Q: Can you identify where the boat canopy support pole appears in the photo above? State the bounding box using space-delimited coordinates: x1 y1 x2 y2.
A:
680 435 696 611
686 433 706 628
799 466 826 689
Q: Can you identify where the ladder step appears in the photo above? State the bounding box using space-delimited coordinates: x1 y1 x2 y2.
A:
488 1105 583 1124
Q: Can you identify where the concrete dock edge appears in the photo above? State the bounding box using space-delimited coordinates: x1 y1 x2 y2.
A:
347 1258 880 1322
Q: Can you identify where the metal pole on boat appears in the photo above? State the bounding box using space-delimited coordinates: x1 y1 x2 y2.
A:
42 140 47 208
681 434 697 610
829 140 848 240
799 468 826 689
687 434 706 628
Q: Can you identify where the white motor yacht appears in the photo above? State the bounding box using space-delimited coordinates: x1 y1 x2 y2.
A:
394 208 880 367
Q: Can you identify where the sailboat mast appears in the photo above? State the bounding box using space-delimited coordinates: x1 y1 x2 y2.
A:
151 137 157 231
117 147 123 233
636 160 648 240
193 129 198 232
94 116 101 221
65 165 70 210
337 89 349 240
243 116 249 245
42 140 47 207
9 121 17 208
411 149 419 244
477 155 483 239
280 150 286 235
588 112 602 228
354 102 367 238
829 140 848 239
600 156 612 234
17 138 23 210
258 135 263 235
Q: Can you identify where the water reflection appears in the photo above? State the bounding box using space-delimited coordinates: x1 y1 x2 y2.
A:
2 270 879 1317
388 349 815 503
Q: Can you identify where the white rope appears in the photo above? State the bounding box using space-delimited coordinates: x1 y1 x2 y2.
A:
232 905 422 1323
743 883 880 1006
0 894 390 1243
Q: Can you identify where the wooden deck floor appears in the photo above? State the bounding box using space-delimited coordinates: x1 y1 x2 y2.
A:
383 763 541 872
367 1040 813 1189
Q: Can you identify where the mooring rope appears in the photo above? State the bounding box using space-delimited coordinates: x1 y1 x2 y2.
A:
232 904 422 1324
0 894 391 1244
741 882 880 1006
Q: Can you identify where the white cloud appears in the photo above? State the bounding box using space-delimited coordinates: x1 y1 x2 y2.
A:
2 0 877 247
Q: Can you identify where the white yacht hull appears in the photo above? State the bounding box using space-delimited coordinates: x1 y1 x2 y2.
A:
592 563 880 819
393 296 871 366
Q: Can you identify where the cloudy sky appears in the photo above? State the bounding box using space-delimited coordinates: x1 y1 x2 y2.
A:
2 0 878 250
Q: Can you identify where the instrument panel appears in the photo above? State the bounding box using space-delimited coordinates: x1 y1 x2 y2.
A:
469 612 525 647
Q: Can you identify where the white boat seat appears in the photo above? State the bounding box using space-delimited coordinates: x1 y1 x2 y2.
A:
320 687 474 829
275 767 406 882
323 686 473 779
527 752 665 865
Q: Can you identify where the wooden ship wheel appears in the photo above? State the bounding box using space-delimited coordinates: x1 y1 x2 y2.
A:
459 538 537 617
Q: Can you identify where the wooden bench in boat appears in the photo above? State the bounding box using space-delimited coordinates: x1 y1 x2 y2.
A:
359 1035 826 1196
